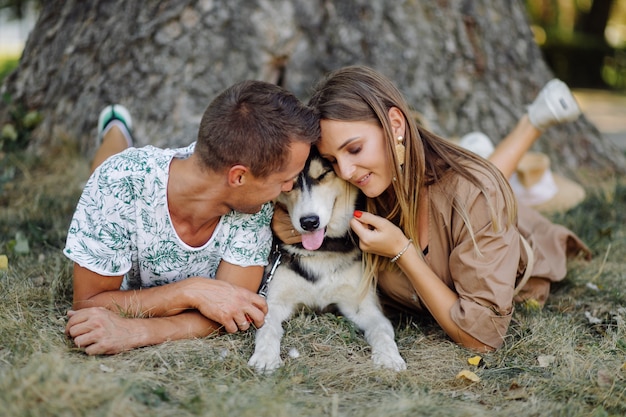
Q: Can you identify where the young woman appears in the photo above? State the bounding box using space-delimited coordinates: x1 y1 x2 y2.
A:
275 66 590 351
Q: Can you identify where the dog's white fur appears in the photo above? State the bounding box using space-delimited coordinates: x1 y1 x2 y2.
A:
248 149 406 373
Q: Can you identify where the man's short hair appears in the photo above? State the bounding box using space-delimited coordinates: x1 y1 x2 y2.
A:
195 80 319 178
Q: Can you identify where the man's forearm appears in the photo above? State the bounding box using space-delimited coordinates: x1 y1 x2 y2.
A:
74 277 202 318
66 307 222 355
138 310 221 346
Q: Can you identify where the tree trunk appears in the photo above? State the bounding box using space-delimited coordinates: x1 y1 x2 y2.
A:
1 0 624 180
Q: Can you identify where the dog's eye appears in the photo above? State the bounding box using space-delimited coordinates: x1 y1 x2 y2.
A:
315 169 332 182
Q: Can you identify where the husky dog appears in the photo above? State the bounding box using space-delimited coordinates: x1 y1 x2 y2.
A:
248 147 406 373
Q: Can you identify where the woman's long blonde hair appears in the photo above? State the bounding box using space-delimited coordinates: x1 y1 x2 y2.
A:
308 65 517 287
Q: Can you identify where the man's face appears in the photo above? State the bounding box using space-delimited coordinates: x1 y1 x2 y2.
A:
231 141 311 214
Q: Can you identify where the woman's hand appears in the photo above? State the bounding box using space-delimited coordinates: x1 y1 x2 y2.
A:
351 210 410 259
271 203 302 245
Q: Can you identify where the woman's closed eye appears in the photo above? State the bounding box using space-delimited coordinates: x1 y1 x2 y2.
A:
323 156 337 164
321 146 360 165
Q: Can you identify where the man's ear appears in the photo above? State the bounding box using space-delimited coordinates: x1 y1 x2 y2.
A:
227 165 249 187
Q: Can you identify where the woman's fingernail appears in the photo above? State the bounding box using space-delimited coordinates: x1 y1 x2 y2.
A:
353 210 362 218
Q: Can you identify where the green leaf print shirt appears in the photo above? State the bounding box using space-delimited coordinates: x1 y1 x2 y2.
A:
63 143 273 290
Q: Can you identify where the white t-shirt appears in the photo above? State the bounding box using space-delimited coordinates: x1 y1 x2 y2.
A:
64 143 273 290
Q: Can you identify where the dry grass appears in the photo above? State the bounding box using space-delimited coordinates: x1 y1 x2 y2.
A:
1 144 625 417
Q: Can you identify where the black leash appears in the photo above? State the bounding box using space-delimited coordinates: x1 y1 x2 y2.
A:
258 245 282 298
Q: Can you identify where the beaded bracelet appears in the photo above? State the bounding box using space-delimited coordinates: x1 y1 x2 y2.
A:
390 239 413 263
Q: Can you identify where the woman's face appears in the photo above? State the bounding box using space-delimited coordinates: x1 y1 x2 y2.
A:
317 118 392 198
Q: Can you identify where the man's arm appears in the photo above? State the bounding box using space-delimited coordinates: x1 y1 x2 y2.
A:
66 307 220 355
214 261 264 293
71 263 267 331
66 262 268 355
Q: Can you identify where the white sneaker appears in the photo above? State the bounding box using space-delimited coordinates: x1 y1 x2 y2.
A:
458 132 495 159
527 79 581 130
97 104 134 147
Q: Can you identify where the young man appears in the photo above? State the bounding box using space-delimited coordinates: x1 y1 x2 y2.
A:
64 80 319 355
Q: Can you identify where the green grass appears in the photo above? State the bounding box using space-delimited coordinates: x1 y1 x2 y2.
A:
1 145 625 417
0 54 19 84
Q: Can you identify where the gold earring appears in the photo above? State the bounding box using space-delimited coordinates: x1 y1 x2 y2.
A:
395 135 405 165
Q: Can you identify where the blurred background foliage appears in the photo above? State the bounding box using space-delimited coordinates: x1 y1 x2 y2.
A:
526 0 626 90
0 0 34 19
0 0 38 82
1 0 625 90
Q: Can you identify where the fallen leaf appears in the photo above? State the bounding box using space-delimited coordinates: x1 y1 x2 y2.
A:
456 369 480 382
523 298 542 311
468 355 483 366
0 254 7 270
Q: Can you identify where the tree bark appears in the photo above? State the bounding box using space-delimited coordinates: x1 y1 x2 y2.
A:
1 0 624 179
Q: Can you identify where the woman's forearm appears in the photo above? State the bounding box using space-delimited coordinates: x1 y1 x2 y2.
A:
393 245 494 351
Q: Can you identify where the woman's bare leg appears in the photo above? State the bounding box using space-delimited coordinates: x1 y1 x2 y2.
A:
459 79 581 179
91 125 130 173
488 115 541 178
90 105 134 173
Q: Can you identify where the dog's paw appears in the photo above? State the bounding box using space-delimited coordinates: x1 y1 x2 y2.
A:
248 352 283 374
372 351 407 372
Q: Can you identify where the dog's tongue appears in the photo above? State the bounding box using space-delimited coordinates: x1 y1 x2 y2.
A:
301 229 325 250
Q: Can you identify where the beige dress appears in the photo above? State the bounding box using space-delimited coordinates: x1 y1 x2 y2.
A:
381 163 590 349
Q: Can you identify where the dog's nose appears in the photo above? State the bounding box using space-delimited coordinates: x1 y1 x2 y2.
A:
300 215 320 231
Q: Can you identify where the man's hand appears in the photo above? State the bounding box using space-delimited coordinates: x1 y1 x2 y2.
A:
66 307 146 355
181 277 268 333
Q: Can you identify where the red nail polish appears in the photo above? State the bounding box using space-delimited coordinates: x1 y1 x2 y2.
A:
353 210 362 218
